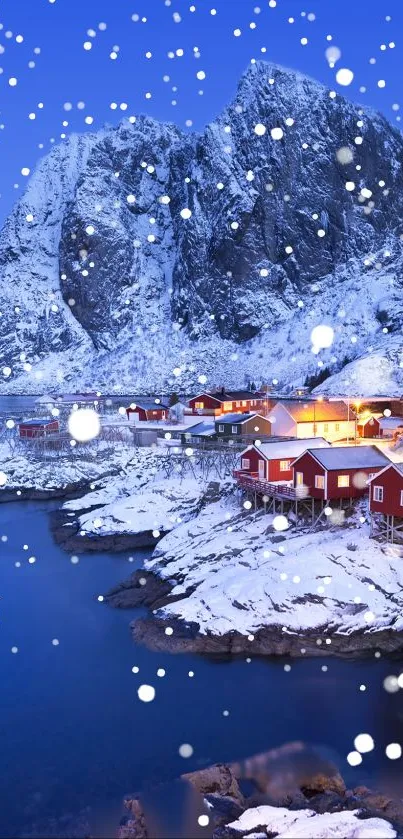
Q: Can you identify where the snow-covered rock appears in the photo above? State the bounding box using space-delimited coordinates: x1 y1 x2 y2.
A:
1 62 403 394
76 478 205 538
225 805 396 838
125 500 403 655
0 439 140 497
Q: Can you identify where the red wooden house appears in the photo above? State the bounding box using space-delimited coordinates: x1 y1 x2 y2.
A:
18 418 59 439
126 398 168 422
189 390 270 417
368 463 403 543
357 414 382 438
291 445 390 501
236 437 330 483
368 463 403 517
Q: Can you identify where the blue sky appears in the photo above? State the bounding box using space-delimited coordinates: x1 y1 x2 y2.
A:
0 0 402 223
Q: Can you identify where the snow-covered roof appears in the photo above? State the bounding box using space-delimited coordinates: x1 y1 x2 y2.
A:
216 413 268 424
19 418 57 426
191 390 264 404
274 400 352 422
244 437 330 461
357 413 382 426
126 398 169 410
186 422 216 437
299 445 391 470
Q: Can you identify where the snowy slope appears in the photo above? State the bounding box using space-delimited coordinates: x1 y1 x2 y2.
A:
144 499 403 639
1 62 403 394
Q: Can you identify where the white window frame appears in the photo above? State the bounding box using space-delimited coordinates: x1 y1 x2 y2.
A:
323 422 329 432
296 471 304 486
223 402 232 411
242 400 247 407
235 401 241 407
195 401 204 409
279 460 291 472
337 475 350 488
315 475 325 489
373 485 384 502
335 422 340 432
218 424 224 433
231 425 238 434
241 458 250 470
400 490 403 507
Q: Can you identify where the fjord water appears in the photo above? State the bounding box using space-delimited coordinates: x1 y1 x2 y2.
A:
1 501 403 838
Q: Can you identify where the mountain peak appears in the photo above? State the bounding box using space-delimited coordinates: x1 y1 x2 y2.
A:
1 64 403 395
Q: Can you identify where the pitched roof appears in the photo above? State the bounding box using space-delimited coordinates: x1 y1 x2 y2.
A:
20 418 57 426
126 398 169 410
368 461 403 482
357 413 382 426
186 421 216 437
273 400 353 422
297 445 390 470
221 390 265 401
246 437 330 460
216 413 269 425
192 390 265 403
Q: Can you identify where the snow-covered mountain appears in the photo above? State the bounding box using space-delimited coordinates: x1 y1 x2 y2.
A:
1 61 403 395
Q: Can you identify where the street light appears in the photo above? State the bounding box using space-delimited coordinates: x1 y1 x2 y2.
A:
354 401 361 445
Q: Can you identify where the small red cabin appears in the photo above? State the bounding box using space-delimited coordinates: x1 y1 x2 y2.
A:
291 445 390 500
368 463 403 518
236 437 330 483
357 415 381 438
126 399 168 422
18 418 59 439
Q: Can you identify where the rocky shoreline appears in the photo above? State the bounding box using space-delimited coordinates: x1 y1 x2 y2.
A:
49 508 164 553
0 479 101 505
117 744 403 838
105 569 403 658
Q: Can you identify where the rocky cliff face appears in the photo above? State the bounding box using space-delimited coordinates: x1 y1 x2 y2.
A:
1 61 403 394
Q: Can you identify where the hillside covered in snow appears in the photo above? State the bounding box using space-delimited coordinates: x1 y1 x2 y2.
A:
1 61 403 395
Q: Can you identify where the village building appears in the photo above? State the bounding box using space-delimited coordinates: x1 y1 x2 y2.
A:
291 445 390 501
215 413 271 442
269 400 356 442
236 437 330 483
126 398 169 423
18 418 60 439
188 390 270 417
357 413 382 438
368 463 403 543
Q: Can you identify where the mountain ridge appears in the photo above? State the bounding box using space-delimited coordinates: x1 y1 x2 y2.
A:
1 60 403 395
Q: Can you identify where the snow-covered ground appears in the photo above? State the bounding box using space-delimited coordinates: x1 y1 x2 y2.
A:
226 806 396 838
144 497 403 639
72 478 205 538
0 440 160 495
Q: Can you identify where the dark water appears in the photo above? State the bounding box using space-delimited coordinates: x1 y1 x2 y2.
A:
1 501 403 837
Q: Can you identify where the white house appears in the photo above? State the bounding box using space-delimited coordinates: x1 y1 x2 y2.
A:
269 400 357 442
